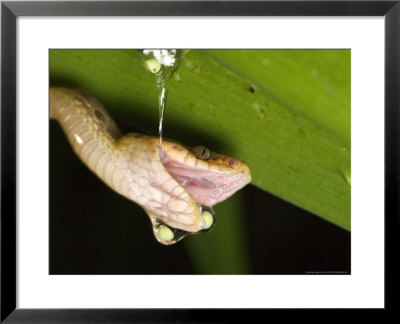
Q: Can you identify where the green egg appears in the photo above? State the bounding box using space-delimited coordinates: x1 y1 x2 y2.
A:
158 225 174 241
202 211 214 230
144 58 161 74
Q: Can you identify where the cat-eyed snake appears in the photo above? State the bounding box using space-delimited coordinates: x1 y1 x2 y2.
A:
50 87 251 244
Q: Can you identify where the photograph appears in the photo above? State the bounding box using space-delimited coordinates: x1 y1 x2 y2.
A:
49 49 351 275
2 0 397 319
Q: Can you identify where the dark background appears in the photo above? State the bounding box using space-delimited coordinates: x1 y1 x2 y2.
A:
50 121 350 275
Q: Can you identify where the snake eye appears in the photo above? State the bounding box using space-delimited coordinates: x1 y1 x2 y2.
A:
191 146 211 160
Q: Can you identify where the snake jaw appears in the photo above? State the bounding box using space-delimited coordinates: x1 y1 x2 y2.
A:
118 133 251 239
150 141 251 243
128 136 251 239
116 134 205 234
159 141 252 207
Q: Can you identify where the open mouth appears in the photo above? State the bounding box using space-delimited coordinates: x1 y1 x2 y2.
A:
159 147 251 207
148 142 251 244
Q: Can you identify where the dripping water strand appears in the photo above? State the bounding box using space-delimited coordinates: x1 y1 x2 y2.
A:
158 84 167 144
137 49 185 144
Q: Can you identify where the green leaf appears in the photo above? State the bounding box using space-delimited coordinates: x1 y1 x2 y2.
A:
50 49 350 233
205 49 351 145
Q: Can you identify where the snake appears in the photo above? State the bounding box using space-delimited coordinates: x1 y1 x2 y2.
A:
50 87 251 245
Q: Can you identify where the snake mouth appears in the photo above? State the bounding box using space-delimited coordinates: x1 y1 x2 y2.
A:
159 146 251 207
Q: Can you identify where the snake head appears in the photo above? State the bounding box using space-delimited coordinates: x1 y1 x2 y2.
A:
160 141 251 207
117 133 251 245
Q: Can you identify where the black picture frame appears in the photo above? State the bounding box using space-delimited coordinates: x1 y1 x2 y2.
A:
1 0 399 321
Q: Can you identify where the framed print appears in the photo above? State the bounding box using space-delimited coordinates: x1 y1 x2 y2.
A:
1 0 399 322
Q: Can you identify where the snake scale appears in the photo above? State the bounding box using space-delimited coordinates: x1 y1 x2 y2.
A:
50 87 251 244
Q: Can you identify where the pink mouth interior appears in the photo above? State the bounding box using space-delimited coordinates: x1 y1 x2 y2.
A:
161 152 249 206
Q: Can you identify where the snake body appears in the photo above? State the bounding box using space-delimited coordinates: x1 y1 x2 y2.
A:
50 87 251 244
